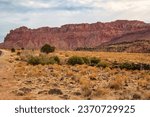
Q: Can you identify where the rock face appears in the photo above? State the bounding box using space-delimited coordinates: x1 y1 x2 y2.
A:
1 20 150 50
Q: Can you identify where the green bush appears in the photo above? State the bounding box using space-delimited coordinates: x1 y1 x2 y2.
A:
120 62 132 70
67 56 84 65
40 44 55 54
120 62 141 70
27 56 40 65
67 56 101 66
38 55 51 65
131 63 141 70
11 48 15 53
97 62 109 68
141 63 150 70
111 61 150 70
43 56 60 65
48 57 58 64
52 56 60 64
82 57 90 64
90 57 100 66
39 55 60 65
27 55 60 65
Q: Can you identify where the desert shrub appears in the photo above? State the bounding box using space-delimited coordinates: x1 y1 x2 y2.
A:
109 81 120 90
38 54 51 65
111 61 120 68
141 63 150 70
17 52 21 56
80 77 92 97
48 88 63 95
112 61 150 70
11 48 15 53
132 93 141 100
82 57 90 64
20 50 33 61
67 56 84 65
131 63 141 70
39 54 60 65
120 62 141 70
15 58 20 61
119 62 150 70
120 62 134 70
81 85 92 97
21 47 24 50
27 55 60 65
95 87 109 97
65 54 69 57
52 56 60 64
67 56 101 66
45 56 60 65
40 44 55 54
133 63 150 70
97 61 109 68
27 56 40 65
89 57 100 66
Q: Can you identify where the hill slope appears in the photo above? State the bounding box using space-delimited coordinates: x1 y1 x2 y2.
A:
97 29 150 53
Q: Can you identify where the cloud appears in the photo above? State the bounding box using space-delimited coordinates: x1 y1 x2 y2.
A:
0 0 94 13
104 0 150 12
1 0 150 12
0 0 150 42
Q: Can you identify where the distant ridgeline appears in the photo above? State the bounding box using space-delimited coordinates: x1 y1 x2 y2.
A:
0 20 150 53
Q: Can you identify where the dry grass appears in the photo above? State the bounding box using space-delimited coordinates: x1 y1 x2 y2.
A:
0 49 149 100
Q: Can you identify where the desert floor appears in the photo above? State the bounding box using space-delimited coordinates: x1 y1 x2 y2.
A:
0 49 150 100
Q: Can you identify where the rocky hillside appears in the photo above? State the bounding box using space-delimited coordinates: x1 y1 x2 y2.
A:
97 40 150 53
97 29 150 53
0 20 150 50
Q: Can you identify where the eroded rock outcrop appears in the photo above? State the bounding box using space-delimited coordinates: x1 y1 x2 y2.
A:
1 20 150 50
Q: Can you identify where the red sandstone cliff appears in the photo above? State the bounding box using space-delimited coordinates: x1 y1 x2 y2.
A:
1 20 150 50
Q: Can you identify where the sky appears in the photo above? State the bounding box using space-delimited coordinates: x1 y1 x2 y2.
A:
0 0 150 42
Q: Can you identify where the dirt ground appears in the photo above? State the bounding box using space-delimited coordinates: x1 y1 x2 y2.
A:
0 49 150 100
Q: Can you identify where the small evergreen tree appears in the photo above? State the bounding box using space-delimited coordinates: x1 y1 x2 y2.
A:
40 44 55 54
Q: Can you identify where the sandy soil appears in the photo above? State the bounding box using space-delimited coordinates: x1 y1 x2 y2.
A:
0 49 149 100
0 50 18 99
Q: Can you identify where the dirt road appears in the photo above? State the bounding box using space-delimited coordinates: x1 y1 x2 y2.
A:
0 50 19 99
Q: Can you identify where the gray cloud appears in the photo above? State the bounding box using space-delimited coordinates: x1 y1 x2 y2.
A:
0 0 94 13
0 0 150 42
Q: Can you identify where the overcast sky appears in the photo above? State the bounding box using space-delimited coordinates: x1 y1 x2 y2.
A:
0 0 150 42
